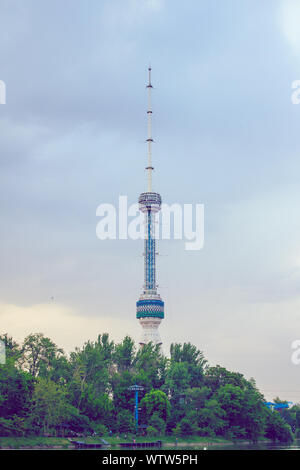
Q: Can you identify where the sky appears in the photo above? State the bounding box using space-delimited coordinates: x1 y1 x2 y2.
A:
1 0 300 402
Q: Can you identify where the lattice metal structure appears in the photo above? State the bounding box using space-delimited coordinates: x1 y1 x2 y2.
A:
136 68 164 346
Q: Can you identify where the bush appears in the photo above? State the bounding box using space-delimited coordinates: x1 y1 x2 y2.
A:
116 409 135 434
265 412 294 443
174 418 198 436
147 426 159 437
149 413 166 435
172 423 181 437
0 416 28 437
91 422 108 436
197 427 216 437
64 407 92 434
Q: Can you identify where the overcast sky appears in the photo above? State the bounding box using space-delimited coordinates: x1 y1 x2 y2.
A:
1 0 300 402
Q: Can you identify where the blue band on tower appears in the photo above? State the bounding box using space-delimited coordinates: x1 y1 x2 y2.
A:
136 299 164 319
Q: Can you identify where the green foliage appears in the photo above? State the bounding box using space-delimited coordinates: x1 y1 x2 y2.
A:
164 362 190 397
111 370 135 415
215 383 266 441
204 365 248 392
170 343 207 388
186 386 211 409
0 334 22 364
296 409 300 428
30 377 69 432
197 399 225 435
90 422 108 436
0 358 35 420
265 411 293 443
146 425 159 437
116 409 135 434
114 336 135 373
140 389 170 421
0 416 28 437
149 412 166 434
134 342 165 390
20 333 64 378
174 417 198 436
63 405 91 433
0 332 294 444
80 385 113 425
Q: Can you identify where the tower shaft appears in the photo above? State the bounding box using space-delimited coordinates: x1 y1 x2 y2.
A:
136 68 164 347
144 210 156 291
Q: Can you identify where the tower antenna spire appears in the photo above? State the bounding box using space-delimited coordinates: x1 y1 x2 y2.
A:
146 66 154 192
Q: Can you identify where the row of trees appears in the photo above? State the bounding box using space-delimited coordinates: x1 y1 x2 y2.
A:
0 332 295 443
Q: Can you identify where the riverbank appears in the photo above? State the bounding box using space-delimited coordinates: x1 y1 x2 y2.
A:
0 435 270 450
0 436 73 449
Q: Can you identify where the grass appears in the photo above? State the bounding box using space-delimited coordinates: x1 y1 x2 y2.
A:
0 436 71 449
0 434 261 449
94 434 232 446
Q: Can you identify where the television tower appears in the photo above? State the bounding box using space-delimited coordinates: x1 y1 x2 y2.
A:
136 67 164 346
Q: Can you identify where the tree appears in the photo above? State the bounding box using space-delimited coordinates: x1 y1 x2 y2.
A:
147 425 159 437
140 389 170 422
0 334 22 364
114 336 135 373
0 415 28 437
0 357 35 420
133 342 166 391
186 386 212 410
149 412 166 435
265 410 293 443
30 377 69 434
164 362 190 433
20 333 64 378
1 331 292 443
197 399 225 436
170 343 207 388
63 405 91 434
215 383 267 441
240 388 266 442
164 362 190 398
116 409 135 434
68 334 113 409
79 384 113 426
174 417 198 436
204 365 248 392
216 384 246 438
296 409 300 428
111 370 135 416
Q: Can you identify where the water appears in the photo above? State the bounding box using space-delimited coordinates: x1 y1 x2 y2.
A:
209 441 300 451
161 440 300 451
106 440 300 451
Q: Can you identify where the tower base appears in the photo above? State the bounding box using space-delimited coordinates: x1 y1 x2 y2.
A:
139 317 162 346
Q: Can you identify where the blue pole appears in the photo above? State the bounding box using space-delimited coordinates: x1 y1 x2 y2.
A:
135 389 139 430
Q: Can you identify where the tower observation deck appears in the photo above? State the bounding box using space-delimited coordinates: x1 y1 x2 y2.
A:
136 67 164 346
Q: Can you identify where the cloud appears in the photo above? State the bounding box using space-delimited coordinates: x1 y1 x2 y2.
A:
279 0 300 53
0 301 139 353
169 288 300 402
131 0 163 11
